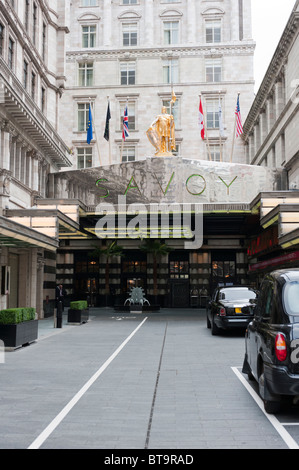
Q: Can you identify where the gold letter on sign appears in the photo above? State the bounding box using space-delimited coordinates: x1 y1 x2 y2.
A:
218 176 238 195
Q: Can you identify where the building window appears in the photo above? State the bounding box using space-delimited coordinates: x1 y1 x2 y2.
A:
119 101 135 130
82 25 96 48
162 98 179 128
41 87 46 113
162 59 179 84
81 0 97 5
121 146 135 163
42 22 47 61
122 0 137 4
122 23 137 46
78 103 90 132
164 21 179 45
0 23 4 56
206 99 220 129
205 58 221 82
120 62 135 85
205 20 221 43
78 62 94 86
23 60 28 89
25 0 30 32
77 148 93 169
212 260 235 283
31 72 36 100
33 3 37 45
169 261 189 279
8 38 14 70
209 144 221 162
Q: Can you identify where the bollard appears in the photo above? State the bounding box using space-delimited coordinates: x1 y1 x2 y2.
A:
56 301 63 328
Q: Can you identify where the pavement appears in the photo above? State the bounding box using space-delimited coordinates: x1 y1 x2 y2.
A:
0 307 296 451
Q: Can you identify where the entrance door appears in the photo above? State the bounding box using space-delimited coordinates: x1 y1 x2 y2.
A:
169 279 190 308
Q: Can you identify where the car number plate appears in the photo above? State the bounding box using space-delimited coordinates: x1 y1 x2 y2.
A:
235 307 242 313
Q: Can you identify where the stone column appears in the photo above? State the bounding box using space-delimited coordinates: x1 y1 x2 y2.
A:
230 0 239 41
260 109 267 144
266 93 275 133
144 0 154 46
242 0 252 40
187 0 196 44
103 0 112 47
31 152 39 192
0 121 11 170
275 78 284 117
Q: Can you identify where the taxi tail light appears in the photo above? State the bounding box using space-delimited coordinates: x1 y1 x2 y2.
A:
275 333 287 362
219 307 226 316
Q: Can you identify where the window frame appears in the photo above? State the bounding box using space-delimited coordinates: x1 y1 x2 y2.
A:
77 147 93 169
78 61 94 87
122 22 138 47
120 61 136 85
205 58 222 83
163 20 179 45
82 24 97 48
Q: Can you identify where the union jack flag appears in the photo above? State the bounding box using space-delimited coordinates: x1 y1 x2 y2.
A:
122 105 129 141
235 95 243 137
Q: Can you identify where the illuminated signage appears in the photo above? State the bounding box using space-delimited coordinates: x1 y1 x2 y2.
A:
247 226 279 257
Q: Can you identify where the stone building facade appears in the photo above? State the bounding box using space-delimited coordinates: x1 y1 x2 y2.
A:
242 1 299 281
0 0 298 317
0 0 71 314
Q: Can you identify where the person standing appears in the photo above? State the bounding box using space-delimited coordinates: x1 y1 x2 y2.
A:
55 284 67 311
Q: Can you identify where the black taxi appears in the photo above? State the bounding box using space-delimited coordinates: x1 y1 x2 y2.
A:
206 285 258 335
242 269 299 413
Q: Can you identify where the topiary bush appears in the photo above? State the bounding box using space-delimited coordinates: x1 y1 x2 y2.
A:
0 308 36 325
69 301 88 310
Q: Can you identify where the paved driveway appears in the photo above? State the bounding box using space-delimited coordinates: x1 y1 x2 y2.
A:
0 308 298 450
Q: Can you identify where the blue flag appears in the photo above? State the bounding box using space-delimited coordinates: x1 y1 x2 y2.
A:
87 104 93 144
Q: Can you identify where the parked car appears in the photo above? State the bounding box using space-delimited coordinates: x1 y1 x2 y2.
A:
242 269 299 414
207 286 258 335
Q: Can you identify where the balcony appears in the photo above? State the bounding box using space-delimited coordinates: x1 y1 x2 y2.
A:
0 57 71 168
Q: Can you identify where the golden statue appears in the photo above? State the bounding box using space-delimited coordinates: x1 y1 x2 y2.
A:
147 93 176 157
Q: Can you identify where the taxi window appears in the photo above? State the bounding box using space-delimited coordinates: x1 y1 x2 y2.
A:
283 282 299 316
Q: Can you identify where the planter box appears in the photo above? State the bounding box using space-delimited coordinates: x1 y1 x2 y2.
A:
0 320 38 349
67 308 89 324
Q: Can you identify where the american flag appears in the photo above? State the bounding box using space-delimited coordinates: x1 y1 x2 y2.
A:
235 95 243 137
122 105 129 141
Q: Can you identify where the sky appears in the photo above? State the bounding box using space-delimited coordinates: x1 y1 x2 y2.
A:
251 0 296 92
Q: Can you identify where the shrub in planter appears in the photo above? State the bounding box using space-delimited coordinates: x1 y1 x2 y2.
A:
70 301 88 310
0 307 38 349
68 300 89 324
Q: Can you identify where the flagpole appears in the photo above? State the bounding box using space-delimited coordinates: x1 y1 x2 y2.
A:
230 92 239 163
107 96 112 165
120 97 128 163
199 94 212 162
89 97 102 166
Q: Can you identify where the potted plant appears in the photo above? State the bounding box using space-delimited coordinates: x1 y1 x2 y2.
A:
90 241 124 306
0 307 38 349
67 300 89 324
140 239 172 305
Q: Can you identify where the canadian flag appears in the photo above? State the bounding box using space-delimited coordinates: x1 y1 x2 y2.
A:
199 98 205 140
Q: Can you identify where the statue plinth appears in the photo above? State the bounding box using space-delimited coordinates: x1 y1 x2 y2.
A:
154 151 173 157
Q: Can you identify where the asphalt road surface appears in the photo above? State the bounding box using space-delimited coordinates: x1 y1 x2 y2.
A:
1 308 299 451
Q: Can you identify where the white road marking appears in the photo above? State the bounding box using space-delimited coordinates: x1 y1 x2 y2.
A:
232 367 299 450
28 317 148 450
